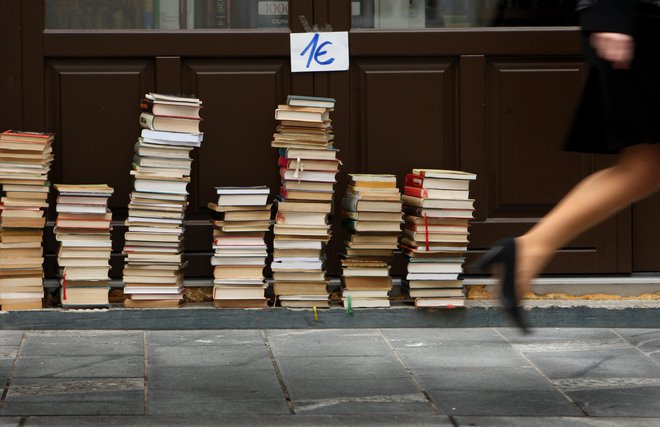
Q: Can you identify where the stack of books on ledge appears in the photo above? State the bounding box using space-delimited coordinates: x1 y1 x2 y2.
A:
54 184 113 308
340 174 403 308
400 169 476 308
123 93 203 308
271 95 338 308
208 186 271 308
0 130 54 310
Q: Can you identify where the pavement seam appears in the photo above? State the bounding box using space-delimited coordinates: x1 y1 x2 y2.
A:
262 330 296 415
493 328 590 416
610 329 660 369
376 329 448 421
143 331 148 416
0 331 25 416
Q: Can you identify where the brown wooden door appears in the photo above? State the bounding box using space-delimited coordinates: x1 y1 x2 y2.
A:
1 0 652 279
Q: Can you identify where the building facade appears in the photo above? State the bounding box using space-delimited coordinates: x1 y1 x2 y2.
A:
1 0 658 280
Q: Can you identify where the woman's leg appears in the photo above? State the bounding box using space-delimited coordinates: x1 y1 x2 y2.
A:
515 143 660 297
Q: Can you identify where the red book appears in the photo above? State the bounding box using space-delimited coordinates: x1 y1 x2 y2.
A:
405 174 425 189
0 130 54 144
403 186 427 198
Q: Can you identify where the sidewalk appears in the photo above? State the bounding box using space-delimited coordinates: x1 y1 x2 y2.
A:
0 328 659 426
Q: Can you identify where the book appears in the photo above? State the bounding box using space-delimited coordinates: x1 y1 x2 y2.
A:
401 195 474 210
276 200 332 213
403 186 470 200
275 105 330 123
286 95 336 109
284 147 338 161
342 196 402 213
405 173 471 190
413 168 477 181
215 186 270 206
0 130 55 144
141 128 203 144
140 112 201 134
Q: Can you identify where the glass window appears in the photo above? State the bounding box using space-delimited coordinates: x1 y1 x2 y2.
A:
352 0 577 29
45 0 290 30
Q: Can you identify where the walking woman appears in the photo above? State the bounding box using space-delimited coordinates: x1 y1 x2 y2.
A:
474 0 660 331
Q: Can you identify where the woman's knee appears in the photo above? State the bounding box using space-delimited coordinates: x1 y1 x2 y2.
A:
619 144 660 184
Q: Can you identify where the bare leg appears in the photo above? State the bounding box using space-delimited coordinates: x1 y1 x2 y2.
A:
515 143 660 296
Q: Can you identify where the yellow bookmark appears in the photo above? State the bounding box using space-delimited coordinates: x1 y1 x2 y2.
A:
313 305 319 321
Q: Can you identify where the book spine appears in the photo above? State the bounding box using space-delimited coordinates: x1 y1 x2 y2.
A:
403 186 427 198
142 0 156 29
341 196 359 212
139 98 155 114
277 156 289 169
401 194 424 207
404 173 425 188
139 113 156 131
216 0 229 28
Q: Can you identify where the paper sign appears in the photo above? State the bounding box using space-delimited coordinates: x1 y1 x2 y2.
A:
290 32 349 73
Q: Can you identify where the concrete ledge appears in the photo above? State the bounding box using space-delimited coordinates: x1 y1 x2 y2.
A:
1 300 659 330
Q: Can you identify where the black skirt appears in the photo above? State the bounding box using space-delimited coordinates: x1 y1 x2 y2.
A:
565 4 660 154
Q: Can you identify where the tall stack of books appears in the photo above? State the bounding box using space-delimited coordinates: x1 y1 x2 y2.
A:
400 168 476 308
53 184 113 308
122 93 203 308
208 186 271 308
271 95 339 308
0 130 54 310
340 174 403 308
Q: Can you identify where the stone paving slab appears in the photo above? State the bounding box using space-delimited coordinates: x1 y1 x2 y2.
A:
426 388 585 417
614 328 660 363
147 395 291 416
148 345 274 370
565 386 660 417
393 344 531 370
21 331 143 356
22 414 452 426
275 355 408 379
412 366 556 391
266 330 392 357
522 348 660 379
382 328 506 347
147 330 265 346
293 399 438 416
1 378 144 416
0 332 22 346
454 416 660 426
13 355 144 378
0 328 659 423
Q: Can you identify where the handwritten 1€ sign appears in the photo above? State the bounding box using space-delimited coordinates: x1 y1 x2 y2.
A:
290 32 349 73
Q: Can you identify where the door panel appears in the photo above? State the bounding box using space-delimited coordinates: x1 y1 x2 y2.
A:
469 58 630 273
45 60 154 209
182 59 291 215
351 58 458 179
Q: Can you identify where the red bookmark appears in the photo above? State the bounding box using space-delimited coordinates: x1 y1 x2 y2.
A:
62 273 67 301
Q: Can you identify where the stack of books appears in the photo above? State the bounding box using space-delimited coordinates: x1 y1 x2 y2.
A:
123 93 203 308
53 184 113 308
400 169 476 308
271 95 339 308
0 130 54 310
340 174 403 308
208 186 271 308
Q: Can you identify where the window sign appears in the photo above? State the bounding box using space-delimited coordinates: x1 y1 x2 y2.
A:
290 32 350 73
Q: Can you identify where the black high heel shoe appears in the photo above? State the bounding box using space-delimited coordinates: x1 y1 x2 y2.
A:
471 237 528 333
